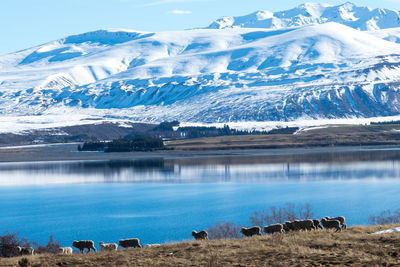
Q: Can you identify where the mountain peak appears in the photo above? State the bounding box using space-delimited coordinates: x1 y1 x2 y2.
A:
254 10 274 20
298 2 332 10
340 1 355 8
296 2 332 18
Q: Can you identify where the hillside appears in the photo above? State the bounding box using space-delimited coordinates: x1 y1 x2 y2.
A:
0 225 399 267
3 3 400 131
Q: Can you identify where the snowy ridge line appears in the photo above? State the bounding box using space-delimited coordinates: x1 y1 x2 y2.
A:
207 2 400 31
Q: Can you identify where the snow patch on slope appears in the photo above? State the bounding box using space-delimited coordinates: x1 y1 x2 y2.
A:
372 227 400 235
369 28 400 44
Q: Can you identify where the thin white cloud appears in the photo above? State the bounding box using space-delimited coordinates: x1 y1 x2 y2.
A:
168 9 192 14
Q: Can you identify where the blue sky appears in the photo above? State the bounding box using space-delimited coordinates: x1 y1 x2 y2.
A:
1 0 400 55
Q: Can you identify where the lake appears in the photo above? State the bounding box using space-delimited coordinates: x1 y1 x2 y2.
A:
1 146 400 248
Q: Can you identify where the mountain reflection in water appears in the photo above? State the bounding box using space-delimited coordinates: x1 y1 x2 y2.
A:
1 148 400 185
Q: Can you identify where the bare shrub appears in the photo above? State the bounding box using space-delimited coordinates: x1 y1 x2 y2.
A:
250 207 283 226
283 203 297 221
298 203 314 219
0 231 30 257
206 222 242 239
249 203 314 227
34 235 61 254
369 209 400 225
0 232 61 257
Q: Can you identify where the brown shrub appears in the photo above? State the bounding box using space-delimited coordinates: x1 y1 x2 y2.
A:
249 203 314 227
33 235 61 254
0 232 30 257
369 209 400 225
206 222 242 239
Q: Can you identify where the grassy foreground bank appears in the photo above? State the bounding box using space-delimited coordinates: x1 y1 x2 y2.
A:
1 225 399 267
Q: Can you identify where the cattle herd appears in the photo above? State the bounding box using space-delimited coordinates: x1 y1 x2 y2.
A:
2 216 346 257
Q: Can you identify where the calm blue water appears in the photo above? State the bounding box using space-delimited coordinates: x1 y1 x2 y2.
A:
1 147 400 248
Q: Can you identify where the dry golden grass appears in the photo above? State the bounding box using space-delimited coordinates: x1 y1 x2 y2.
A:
1 225 400 266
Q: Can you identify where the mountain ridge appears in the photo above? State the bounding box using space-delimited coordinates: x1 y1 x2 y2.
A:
207 2 400 31
2 3 400 131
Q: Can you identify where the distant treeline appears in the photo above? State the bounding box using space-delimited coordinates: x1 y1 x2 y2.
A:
151 121 299 139
179 125 253 138
78 121 299 152
17 119 301 147
370 120 400 125
78 136 165 152
113 121 299 141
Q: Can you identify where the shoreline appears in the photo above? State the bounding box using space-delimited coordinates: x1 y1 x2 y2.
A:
1 142 400 163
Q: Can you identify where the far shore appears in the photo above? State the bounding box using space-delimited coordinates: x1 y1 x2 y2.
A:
0 142 400 163
2 123 400 163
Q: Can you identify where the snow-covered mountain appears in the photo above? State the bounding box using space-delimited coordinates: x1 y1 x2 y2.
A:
2 3 400 131
208 2 400 31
